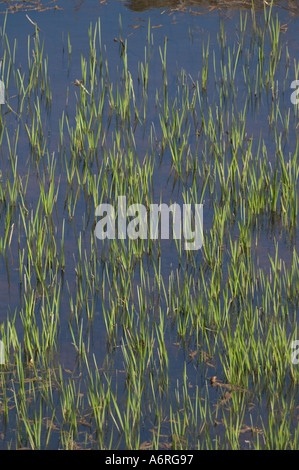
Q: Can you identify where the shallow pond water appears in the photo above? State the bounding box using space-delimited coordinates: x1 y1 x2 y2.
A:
0 0 298 450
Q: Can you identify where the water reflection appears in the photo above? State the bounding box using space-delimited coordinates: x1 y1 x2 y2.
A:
1 0 299 17
0 0 60 13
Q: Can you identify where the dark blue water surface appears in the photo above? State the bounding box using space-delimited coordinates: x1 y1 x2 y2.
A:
0 0 298 449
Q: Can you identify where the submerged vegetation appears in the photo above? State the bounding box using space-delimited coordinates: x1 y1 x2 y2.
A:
0 2 298 449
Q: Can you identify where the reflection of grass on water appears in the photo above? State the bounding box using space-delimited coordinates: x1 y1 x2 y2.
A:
0 2 298 449
0 0 61 13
